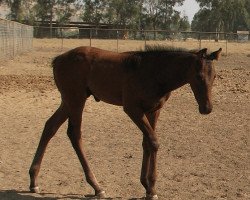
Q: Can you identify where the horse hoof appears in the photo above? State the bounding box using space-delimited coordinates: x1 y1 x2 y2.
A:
96 190 106 198
30 186 40 193
146 193 158 200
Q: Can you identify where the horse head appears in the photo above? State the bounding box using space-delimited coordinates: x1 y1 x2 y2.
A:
188 48 222 114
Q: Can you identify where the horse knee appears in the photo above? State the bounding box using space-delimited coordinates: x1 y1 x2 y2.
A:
150 140 159 152
67 122 82 143
42 118 58 139
144 138 159 152
43 105 68 135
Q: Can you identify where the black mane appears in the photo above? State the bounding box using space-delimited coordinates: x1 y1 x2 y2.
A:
123 45 194 71
144 44 189 53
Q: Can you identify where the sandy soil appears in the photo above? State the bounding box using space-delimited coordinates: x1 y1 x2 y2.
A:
0 39 249 200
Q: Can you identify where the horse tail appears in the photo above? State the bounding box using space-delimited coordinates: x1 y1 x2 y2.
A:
51 47 88 92
52 54 62 68
51 53 66 91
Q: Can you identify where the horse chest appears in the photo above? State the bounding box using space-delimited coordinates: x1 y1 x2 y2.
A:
138 82 171 112
141 96 168 113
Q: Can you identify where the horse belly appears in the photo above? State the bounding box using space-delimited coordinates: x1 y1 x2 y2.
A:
87 66 123 106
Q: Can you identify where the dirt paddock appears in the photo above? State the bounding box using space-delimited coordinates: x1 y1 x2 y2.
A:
0 39 249 200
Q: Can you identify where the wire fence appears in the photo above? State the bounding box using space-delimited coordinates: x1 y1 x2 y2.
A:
33 26 250 55
0 18 33 60
0 21 249 61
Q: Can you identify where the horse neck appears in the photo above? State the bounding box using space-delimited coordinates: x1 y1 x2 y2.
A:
155 59 189 94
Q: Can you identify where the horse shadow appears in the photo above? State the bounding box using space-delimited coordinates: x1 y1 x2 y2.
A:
0 190 145 200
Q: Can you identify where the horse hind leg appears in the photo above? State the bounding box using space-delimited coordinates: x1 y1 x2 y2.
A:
29 103 68 193
66 99 105 198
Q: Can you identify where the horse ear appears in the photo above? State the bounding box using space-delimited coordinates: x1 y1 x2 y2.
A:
197 48 208 58
208 48 222 60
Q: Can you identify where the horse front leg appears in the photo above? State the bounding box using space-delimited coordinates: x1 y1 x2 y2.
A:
140 136 150 192
140 110 161 198
123 105 159 199
146 145 158 200
29 103 68 193
145 110 161 200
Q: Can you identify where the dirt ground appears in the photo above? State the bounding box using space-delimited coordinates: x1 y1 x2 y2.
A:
0 39 249 200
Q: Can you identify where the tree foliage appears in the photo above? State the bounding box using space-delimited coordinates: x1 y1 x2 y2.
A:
81 0 188 31
1 0 190 31
81 0 107 25
2 0 28 21
192 0 250 32
106 0 141 29
142 0 185 30
34 0 76 25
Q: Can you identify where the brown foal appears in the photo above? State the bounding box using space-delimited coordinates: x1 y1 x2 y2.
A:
29 45 222 199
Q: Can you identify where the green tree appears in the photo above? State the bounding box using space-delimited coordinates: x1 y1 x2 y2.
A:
1 0 35 23
81 0 107 26
179 15 190 31
34 0 76 24
192 0 250 32
142 0 186 30
79 0 189 33
158 0 184 30
105 0 141 29
34 0 78 36
3 0 22 21
191 8 212 32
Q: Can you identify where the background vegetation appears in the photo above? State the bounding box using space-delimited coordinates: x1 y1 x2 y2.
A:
0 0 249 32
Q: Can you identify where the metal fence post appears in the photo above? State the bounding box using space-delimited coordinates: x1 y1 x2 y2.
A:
89 28 92 47
12 21 15 58
61 34 64 51
198 32 201 49
116 30 119 52
226 34 228 56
